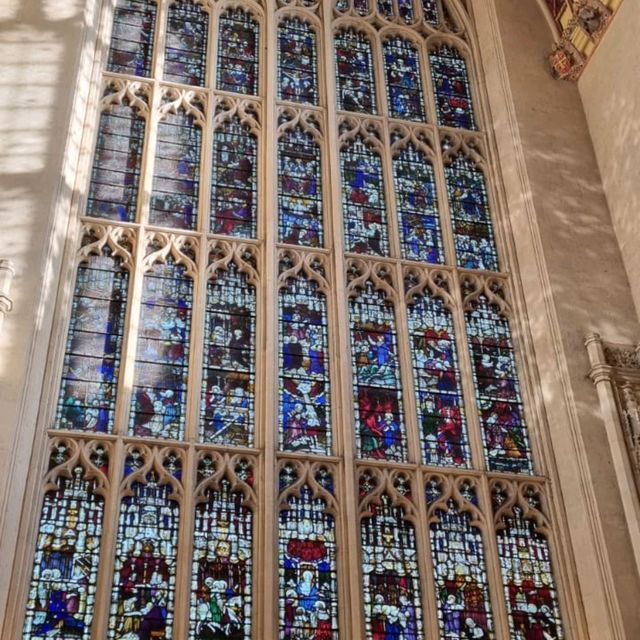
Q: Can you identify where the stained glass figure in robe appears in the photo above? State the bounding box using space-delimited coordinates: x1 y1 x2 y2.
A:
56 249 129 433
278 466 339 639
350 282 407 461
422 0 440 25
393 143 443 263
278 18 318 105
129 259 193 440
200 263 256 447
466 296 533 473
426 480 494 639
23 447 106 640
445 155 499 271
216 10 259 95
163 0 208 87
211 118 257 238
340 138 389 256
430 46 476 130
107 0 156 77
191 461 253 640
407 289 469 466
335 29 377 114
278 127 323 247
86 102 145 222
279 274 331 454
383 37 425 122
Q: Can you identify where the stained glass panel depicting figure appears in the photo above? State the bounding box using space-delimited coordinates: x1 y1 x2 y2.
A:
56 250 129 433
350 282 406 461
407 289 469 466
107 0 156 77
163 1 209 87
210 118 257 238
278 127 323 247
216 10 259 95
430 46 476 130
422 0 440 25
279 274 331 454
445 155 499 271
86 103 145 222
129 259 193 440
200 263 256 447
278 18 318 105
341 138 389 256
383 37 425 122
466 296 532 473
393 143 443 263
335 29 377 114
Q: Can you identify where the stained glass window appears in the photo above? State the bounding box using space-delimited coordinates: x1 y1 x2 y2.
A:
278 18 318 105
129 258 193 440
341 138 389 256
278 465 339 639
350 281 406 461
216 9 259 95
422 0 440 25
445 154 499 271
210 117 258 238
106 0 156 77
383 36 425 122
200 262 256 447
279 271 331 454
278 126 323 247
163 0 209 87
56 249 129 434
407 286 469 466
377 0 394 20
86 102 145 222
466 296 532 473
393 142 443 263
335 29 377 114
430 46 476 130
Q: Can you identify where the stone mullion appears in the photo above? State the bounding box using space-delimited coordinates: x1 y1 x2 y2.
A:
152 0 169 86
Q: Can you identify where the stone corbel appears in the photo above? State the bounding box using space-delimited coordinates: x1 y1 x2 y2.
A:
0 259 15 331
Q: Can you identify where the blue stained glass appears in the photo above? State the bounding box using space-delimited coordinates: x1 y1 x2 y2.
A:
211 118 257 238
129 259 193 440
445 155 499 271
278 18 318 105
422 0 440 25
200 262 256 447
163 0 209 87
398 0 414 22
341 138 389 256
377 0 394 20
278 127 323 247
350 282 406 461
56 249 129 434
383 36 425 122
87 102 145 222
279 273 331 454
466 296 533 474
335 29 377 114
107 0 156 77
393 143 443 263
216 9 260 95
430 45 476 130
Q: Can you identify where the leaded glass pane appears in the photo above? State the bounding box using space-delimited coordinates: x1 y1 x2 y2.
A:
210 118 258 238
86 103 145 222
335 29 376 114
278 18 318 105
350 282 406 461
129 259 193 440
163 0 209 87
445 155 499 271
377 0 394 20
107 0 156 77
398 0 414 22
56 251 128 433
383 36 425 122
278 127 323 247
200 263 256 447
216 10 259 95
422 0 440 25
466 296 533 473
341 138 389 256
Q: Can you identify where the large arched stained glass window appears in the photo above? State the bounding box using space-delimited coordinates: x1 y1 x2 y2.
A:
335 29 377 114
278 18 319 106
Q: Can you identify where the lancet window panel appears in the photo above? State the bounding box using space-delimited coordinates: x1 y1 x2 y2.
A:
383 36 426 122
335 29 377 114
421 0 440 25
278 17 319 106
